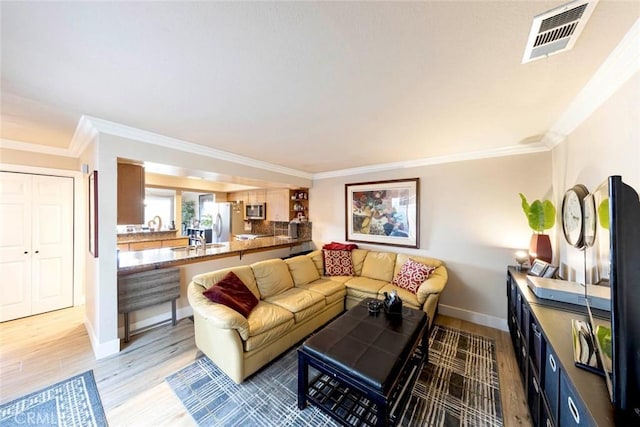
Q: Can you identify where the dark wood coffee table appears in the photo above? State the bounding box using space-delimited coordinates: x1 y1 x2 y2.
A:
297 298 428 426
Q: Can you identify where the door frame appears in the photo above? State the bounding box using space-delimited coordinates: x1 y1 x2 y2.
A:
1 163 84 306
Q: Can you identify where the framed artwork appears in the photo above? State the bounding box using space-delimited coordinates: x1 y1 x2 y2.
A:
542 265 559 279
345 178 419 248
88 170 98 257
528 259 549 277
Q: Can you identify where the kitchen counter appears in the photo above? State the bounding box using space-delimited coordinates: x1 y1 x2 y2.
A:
117 235 311 275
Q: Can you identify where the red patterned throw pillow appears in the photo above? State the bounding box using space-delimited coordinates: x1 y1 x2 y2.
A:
323 249 355 276
202 271 259 317
392 259 436 294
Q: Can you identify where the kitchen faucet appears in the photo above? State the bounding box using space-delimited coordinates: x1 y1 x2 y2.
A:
196 234 206 251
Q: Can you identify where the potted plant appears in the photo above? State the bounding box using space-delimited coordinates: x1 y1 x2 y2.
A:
181 200 195 232
519 193 556 264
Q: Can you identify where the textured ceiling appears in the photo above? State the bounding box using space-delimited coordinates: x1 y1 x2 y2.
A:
1 1 638 174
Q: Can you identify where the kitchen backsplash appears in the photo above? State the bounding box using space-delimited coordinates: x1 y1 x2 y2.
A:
253 221 312 239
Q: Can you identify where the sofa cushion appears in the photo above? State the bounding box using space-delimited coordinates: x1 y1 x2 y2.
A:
392 258 436 294
246 301 293 337
285 255 320 286
344 276 388 299
296 278 347 305
306 250 324 276
245 315 295 352
202 271 259 317
361 251 397 282
251 259 294 298
192 265 260 299
264 288 326 323
323 250 355 276
351 249 368 276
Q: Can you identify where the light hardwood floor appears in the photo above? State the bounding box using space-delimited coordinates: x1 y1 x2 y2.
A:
0 306 532 426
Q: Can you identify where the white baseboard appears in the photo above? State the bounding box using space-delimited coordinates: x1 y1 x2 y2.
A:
438 304 508 332
83 316 120 359
118 306 194 338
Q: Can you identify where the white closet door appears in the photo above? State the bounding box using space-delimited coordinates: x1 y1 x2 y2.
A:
0 172 73 322
0 173 33 321
30 174 73 315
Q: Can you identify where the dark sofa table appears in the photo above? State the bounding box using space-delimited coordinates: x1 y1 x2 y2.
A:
297 298 428 426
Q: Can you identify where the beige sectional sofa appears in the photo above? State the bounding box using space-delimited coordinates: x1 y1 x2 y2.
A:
187 248 447 384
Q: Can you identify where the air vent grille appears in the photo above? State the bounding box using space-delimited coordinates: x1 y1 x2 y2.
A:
539 4 587 33
523 0 599 63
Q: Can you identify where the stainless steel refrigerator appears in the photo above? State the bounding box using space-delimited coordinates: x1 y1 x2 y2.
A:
211 201 245 243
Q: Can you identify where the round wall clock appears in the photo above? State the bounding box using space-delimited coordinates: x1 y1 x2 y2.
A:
583 193 597 248
562 184 590 248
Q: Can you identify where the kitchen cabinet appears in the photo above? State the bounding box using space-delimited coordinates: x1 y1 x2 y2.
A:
289 189 309 221
266 188 289 221
247 190 266 205
128 240 163 251
162 237 189 248
117 237 189 252
0 172 74 322
117 162 145 225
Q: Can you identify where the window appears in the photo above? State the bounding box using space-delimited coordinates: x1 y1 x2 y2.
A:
144 188 175 230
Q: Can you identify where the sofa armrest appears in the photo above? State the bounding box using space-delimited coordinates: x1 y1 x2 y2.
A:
187 281 250 340
416 265 448 303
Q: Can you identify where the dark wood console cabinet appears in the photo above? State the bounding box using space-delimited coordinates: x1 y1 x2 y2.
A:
507 267 615 426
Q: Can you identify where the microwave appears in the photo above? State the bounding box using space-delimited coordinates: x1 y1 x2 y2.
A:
246 203 266 220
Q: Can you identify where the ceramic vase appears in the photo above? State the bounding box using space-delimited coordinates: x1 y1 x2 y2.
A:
529 233 552 264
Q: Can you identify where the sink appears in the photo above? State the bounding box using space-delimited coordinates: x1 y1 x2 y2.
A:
235 234 271 240
206 243 225 248
171 246 195 252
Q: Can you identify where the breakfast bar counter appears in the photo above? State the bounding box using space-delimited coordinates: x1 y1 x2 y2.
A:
117 236 311 275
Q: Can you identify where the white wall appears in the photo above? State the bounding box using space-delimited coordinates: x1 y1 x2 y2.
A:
311 151 551 329
86 133 313 357
552 73 640 284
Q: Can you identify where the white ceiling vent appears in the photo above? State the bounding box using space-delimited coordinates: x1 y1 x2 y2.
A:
522 0 599 63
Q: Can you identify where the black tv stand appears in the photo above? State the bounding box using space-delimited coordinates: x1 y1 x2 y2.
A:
507 267 615 426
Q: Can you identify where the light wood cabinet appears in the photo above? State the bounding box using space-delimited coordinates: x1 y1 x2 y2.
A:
266 188 289 221
129 240 162 251
118 237 189 252
117 162 145 225
247 190 266 205
162 237 189 248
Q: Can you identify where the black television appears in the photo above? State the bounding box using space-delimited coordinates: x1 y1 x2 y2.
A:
584 175 640 422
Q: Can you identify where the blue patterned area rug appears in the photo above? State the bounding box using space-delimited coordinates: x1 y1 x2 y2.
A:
0 370 108 427
167 325 502 426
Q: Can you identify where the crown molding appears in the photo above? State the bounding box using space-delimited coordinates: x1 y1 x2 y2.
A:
68 115 99 157
313 143 550 180
81 116 314 180
0 138 76 158
542 18 640 148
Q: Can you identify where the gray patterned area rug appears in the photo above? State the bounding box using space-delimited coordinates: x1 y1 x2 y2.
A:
167 325 502 426
0 370 108 427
